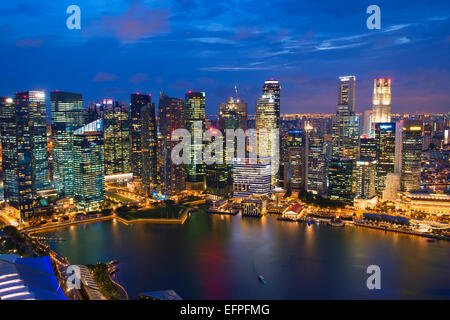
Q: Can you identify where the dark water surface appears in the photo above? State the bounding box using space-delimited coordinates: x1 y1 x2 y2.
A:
44 212 450 299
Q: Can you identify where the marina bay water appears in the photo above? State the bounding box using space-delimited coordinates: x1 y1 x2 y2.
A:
44 212 450 299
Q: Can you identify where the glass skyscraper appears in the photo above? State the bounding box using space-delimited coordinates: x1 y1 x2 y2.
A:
401 120 423 192
185 91 206 191
159 92 185 195
375 123 396 196
372 78 392 124
50 91 84 197
328 158 354 203
104 101 130 176
262 79 281 127
0 96 34 220
336 76 356 116
73 119 105 211
0 92 50 221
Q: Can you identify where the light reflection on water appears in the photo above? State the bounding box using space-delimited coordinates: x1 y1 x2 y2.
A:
45 212 450 299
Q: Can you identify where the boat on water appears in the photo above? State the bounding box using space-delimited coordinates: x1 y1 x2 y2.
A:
328 218 345 227
257 275 267 285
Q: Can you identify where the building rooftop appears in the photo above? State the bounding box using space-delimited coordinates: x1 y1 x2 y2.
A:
0 254 67 300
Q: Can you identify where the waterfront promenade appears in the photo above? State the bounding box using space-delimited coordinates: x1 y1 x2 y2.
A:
24 209 190 234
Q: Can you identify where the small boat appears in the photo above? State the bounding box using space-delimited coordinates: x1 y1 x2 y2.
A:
257 275 267 285
426 238 436 243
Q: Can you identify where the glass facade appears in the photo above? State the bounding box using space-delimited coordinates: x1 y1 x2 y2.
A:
375 123 396 196
401 120 423 192
159 92 185 195
73 119 105 211
184 91 206 189
50 91 84 197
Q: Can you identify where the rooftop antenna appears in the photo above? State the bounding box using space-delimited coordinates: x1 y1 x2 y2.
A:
234 84 240 103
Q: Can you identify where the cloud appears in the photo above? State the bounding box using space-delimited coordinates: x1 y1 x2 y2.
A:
93 72 118 82
129 72 149 84
84 0 170 42
395 37 411 45
15 38 44 48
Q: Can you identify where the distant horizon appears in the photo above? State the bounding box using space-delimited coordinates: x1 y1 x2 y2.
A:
0 1 448 115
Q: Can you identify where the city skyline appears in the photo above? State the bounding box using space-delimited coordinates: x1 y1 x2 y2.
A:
0 0 449 304
0 1 449 114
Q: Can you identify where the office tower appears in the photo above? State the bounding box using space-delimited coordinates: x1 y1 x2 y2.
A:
375 123 396 196
0 92 51 220
332 76 359 160
158 92 185 195
104 102 130 175
360 137 377 160
328 158 354 203
355 159 377 199
372 78 392 124
284 130 308 192
262 79 281 126
256 93 279 186
331 115 360 159
0 96 34 220
336 76 356 115
185 91 206 191
50 91 84 197
16 91 50 192
362 109 373 137
130 94 151 183
401 120 423 191
382 173 401 201
141 98 158 196
211 95 249 195
232 158 271 198
218 95 247 131
73 119 105 211
422 124 432 150
306 127 326 194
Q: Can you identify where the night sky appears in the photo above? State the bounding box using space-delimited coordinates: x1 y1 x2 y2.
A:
0 0 449 115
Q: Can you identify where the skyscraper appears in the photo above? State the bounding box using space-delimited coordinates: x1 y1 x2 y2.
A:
359 137 377 160
185 91 206 191
262 79 281 127
285 130 308 192
336 76 356 115
158 92 185 195
0 96 34 220
130 94 150 183
73 119 105 211
256 93 279 186
50 91 84 197
328 158 354 203
306 127 326 194
355 159 377 199
401 120 423 191
16 91 50 193
331 115 360 159
104 101 130 175
372 78 392 124
332 76 359 160
141 100 158 196
212 94 249 195
375 123 396 196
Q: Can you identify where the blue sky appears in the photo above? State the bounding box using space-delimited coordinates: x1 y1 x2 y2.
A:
0 0 449 114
